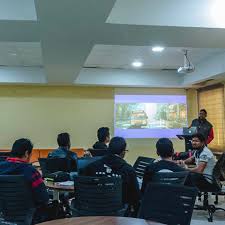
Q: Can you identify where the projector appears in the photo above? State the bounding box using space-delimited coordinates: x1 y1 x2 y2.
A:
177 65 195 74
177 50 195 74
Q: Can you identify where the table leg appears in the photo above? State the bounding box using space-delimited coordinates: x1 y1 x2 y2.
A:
53 190 60 201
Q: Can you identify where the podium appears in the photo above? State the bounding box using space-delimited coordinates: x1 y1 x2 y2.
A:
176 134 193 152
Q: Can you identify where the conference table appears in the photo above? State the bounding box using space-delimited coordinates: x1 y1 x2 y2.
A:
45 181 74 200
37 216 164 225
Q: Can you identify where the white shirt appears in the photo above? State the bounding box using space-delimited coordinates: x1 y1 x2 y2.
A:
194 146 216 176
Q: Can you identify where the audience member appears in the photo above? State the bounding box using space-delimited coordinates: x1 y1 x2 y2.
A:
92 127 110 149
0 138 50 223
181 133 216 175
82 136 140 216
141 138 186 193
48 132 77 170
0 138 49 206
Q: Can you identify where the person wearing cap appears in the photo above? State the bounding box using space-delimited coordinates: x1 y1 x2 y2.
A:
81 136 140 216
141 138 186 193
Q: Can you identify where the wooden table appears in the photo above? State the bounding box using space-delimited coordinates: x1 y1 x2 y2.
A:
37 216 163 225
45 181 74 200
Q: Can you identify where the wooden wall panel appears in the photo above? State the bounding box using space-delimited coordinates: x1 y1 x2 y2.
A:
0 147 85 162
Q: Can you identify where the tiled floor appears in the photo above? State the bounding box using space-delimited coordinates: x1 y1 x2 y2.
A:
191 195 225 224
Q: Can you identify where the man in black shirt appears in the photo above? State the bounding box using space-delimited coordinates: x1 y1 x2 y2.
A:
92 127 110 149
82 136 140 215
190 109 214 144
141 138 185 193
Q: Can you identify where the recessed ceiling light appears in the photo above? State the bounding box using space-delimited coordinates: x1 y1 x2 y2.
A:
152 46 165 52
9 52 17 56
132 61 143 68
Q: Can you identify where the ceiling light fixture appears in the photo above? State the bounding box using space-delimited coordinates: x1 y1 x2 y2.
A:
152 46 165 52
132 61 143 68
9 52 17 56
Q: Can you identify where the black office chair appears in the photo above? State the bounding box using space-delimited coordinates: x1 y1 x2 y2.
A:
213 152 225 204
38 158 49 177
46 157 77 173
192 153 225 222
151 171 190 185
0 152 11 162
138 183 198 225
87 148 108 157
133 156 155 179
71 176 126 216
77 157 102 174
0 175 35 225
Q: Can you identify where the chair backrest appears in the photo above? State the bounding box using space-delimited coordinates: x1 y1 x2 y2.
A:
133 156 155 179
46 158 76 173
138 183 198 225
213 152 225 181
0 175 35 225
151 171 190 185
0 152 11 157
88 148 108 157
38 158 49 177
74 176 123 216
0 152 11 161
77 157 102 174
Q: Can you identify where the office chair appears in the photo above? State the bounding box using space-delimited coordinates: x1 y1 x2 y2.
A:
38 158 50 177
213 152 225 204
77 157 102 174
71 176 126 216
0 152 11 162
87 148 108 157
46 157 77 173
133 156 155 179
0 175 35 225
191 154 225 222
151 171 190 185
138 183 198 225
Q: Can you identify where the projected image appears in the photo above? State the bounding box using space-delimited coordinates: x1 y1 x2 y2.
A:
114 95 187 138
115 103 187 129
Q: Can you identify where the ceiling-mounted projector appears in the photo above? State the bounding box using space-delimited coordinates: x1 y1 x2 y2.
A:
177 50 195 74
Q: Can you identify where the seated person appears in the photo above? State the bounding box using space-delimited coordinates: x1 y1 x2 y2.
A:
0 138 49 221
82 136 140 215
179 133 216 186
92 127 110 149
48 132 77 171
141 138 186 193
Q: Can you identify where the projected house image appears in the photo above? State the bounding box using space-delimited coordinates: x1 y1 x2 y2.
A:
115 103 187 129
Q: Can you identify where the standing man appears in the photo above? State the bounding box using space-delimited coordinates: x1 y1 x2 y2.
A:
190 109 214 144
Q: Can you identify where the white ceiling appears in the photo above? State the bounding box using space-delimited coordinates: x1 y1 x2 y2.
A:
0 0 37 20
0 42 42 67
0 0 225 87
107 0 225 28
85 45 225 70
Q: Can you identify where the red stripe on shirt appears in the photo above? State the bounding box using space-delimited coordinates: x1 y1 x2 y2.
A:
32 171 41 179
7 157 27 163
32 177 44 188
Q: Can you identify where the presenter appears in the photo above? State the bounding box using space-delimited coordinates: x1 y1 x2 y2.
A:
190 109 214 144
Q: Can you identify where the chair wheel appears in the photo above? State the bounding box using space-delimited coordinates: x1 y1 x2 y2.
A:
208 218 213 222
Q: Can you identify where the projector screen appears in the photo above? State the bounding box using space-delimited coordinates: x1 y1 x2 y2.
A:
114 95 187 138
